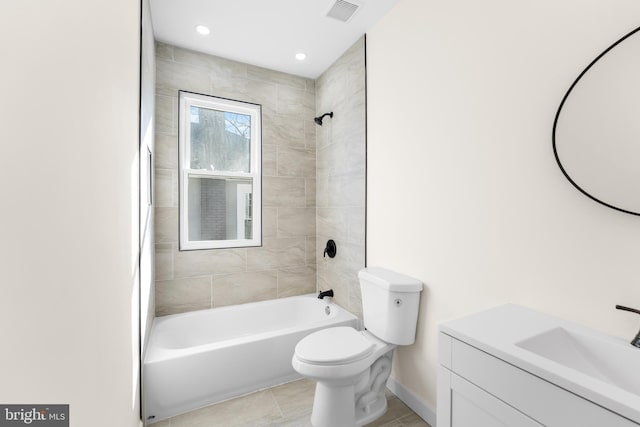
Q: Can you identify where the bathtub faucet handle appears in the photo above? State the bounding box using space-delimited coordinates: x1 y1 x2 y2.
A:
318 289 334 300
323 240 337 258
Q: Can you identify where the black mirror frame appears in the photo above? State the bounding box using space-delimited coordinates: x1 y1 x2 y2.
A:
552 25 640 217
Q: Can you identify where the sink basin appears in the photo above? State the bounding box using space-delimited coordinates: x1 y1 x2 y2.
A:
440 304 640 423
516 327 640 397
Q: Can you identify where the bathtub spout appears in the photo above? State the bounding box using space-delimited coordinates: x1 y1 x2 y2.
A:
318 289 334 299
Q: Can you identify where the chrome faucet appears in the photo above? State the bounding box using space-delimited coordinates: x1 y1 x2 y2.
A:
615 305 640 348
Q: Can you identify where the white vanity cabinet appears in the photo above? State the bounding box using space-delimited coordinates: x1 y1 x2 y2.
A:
437 305 640 427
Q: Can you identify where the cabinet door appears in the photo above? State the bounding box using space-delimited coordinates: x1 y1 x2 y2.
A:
450 372 542 427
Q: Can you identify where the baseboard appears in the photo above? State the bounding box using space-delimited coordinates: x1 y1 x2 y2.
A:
386 377 437 427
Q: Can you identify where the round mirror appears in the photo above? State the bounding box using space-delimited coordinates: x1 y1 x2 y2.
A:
553 26 640 216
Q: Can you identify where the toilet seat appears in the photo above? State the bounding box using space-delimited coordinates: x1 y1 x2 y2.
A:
295 327 375 365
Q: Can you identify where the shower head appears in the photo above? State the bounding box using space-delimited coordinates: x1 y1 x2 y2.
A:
314 112 333 126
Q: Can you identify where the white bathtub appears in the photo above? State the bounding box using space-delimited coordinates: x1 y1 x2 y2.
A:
143 294 359 423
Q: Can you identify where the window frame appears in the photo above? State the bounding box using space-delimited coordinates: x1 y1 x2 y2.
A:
178 91 262 250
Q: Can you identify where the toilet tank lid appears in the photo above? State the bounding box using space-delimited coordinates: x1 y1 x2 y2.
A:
358 267 423 292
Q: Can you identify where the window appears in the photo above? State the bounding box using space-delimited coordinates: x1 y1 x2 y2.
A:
178 91 262 250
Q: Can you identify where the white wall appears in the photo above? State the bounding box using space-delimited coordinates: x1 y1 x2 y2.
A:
0 1 141 426
141 0 156 360
367 0 640 415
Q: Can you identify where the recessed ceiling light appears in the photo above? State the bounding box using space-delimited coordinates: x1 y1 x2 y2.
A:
195 25 210 35
295 53 307 61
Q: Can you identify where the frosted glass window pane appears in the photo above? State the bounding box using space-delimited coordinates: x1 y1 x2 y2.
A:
189 106 251 173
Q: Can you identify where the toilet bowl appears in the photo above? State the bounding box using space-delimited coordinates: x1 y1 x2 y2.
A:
292 267 423 427
293 327 396 426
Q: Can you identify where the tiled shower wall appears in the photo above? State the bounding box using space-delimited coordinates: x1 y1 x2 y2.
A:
154 42 317 316
316 37 367 318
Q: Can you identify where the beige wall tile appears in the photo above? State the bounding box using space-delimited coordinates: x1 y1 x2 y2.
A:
235 78 277 110
317 239 363 272
346 207 366 245
154 168 176 208
263 177 306 208
153 43 326 315
278 266 316 297
173 46 247 78
304 119 317 149
262 207 278 239
210 78 277 117
155 207 177 243
277 85 313 117
305 79 315 93
316 175 329 208
317 136 365 178
317 208 348 238
316 143 331 178
303 90 316 116
212 270 277 307
154 133 177 170
263 114 305 148
155 94 176 135
155 276 211 316
209 75 245 100
155 42 173 60
327 173 366 207
154 243 173 281
316 262 350 308
156 58 211 97
315 37 366 316
277 207 315 238
174 248 246 278
262 144 277 177
247 237 306 270
306 237 317 267
336 101 366 141
247 65 307 90
277 147 316 178
314 121 332 151
305 178 316 208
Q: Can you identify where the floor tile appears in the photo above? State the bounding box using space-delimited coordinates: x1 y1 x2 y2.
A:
157 379 431 427
270 378 315 419
366 395 413 427
396 412 431 427
170 389 281 427
268 413 314 427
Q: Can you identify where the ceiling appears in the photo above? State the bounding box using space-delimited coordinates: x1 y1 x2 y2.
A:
149 0 399 79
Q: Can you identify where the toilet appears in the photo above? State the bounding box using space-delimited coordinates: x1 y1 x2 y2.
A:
292 267 422 427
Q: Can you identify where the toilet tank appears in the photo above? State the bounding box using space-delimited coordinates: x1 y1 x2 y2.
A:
358 267 423 345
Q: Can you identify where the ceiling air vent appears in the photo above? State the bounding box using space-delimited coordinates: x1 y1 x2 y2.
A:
325 0 361 23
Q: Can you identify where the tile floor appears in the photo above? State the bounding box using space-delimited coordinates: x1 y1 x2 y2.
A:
151 378 431 427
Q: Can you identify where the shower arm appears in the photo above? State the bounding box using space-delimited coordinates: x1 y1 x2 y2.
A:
314 112 333 126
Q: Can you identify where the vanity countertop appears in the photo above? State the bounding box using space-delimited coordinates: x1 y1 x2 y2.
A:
439 304 640 424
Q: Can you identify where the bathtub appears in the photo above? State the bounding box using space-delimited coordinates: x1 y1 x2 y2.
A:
143 294 359 423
